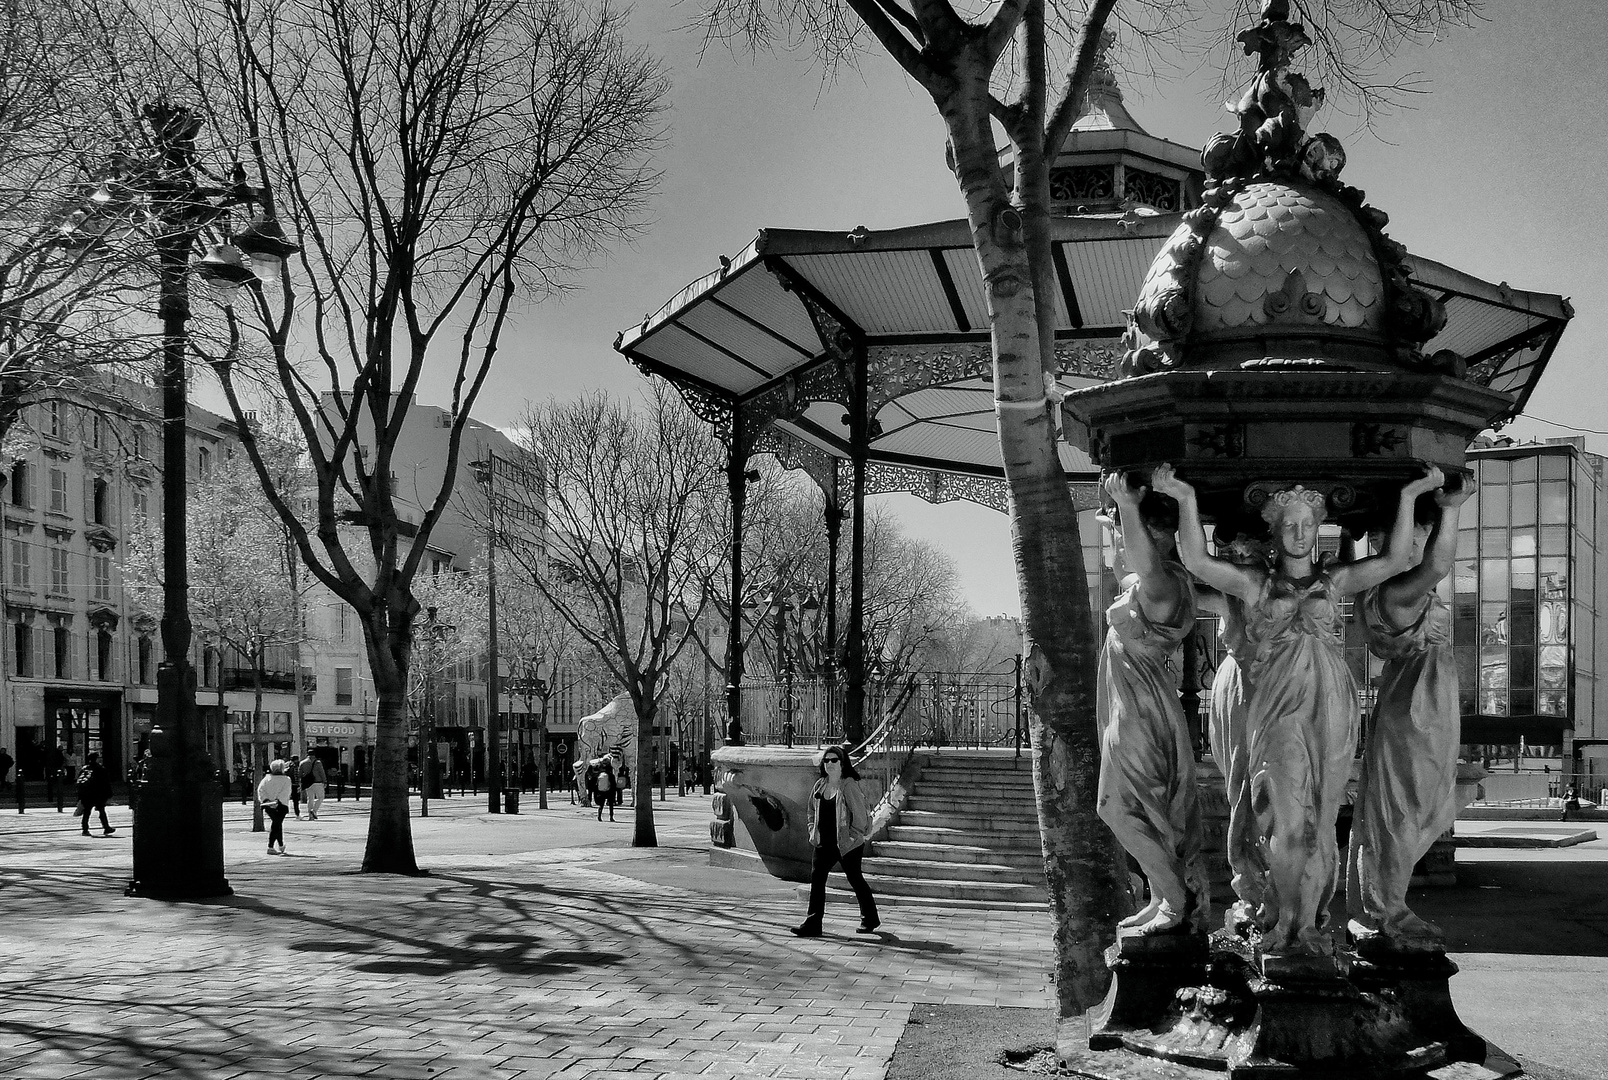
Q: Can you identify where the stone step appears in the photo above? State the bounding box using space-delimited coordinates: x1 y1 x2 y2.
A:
806 885 1048 912
888 824 1044 849
911 780 1036 798
905 795 1038 816
873 840 1044 868
918 763 1035 778
862 856 1045 885
816 872 1048 904
895 809 1041 833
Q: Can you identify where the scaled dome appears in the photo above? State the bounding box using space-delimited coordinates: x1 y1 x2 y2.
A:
1118 5 1448 379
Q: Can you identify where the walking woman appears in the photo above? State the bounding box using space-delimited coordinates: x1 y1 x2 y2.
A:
257 759 293 854
594 759 617 821
793 746 880 937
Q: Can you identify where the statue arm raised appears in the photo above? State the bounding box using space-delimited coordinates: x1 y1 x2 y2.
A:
1105 473 1186 624
1151 463 1263 604
1334 466 1445 596
1380 481 1474 610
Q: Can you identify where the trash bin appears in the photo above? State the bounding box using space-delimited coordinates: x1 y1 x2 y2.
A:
504 788 519 814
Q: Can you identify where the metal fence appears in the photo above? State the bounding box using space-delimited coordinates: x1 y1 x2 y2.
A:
737 670 1028 752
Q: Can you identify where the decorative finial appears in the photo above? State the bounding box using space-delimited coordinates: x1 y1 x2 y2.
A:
1200 1 1333 183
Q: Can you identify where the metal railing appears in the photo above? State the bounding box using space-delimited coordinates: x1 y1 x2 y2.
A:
737 669 1029 752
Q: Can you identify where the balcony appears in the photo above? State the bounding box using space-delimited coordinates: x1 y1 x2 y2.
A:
220 668 299 693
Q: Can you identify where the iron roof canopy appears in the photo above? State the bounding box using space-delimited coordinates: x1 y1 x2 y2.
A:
615 214 1571 510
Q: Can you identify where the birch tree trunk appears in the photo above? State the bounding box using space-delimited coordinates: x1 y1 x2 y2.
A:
935 45 1130 1022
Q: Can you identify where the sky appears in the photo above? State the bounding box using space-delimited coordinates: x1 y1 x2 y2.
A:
376 1 1608 619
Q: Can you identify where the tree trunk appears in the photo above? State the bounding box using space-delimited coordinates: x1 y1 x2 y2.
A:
939 59 1131 1019
362 617 420 874
632 694 657 847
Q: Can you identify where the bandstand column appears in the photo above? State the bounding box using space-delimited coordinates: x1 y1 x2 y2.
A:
724 408 747 745
844 345 869 747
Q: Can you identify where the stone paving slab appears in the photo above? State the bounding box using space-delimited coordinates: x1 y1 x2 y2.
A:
0 798 1054 1080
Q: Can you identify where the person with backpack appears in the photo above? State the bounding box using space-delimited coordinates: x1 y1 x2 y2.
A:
76 753 115 836
594 759 616 822
300 752 328 820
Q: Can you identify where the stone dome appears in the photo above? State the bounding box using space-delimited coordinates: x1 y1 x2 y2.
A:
1192 180 1383 334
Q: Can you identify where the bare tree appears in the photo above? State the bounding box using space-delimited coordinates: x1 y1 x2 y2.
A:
0 0 165 455
693 0 1478 1023
144 0 668 872
503 385 726 847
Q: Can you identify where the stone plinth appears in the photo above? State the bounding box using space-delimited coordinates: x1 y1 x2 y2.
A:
709 746 827 881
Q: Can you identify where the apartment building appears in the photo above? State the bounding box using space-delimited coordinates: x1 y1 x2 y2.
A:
0 381 292 781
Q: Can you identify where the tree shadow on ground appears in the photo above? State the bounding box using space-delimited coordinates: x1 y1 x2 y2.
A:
1413 858 1608 958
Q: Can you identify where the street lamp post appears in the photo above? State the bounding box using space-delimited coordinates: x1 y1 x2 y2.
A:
469 454 503 813
127 101 291 900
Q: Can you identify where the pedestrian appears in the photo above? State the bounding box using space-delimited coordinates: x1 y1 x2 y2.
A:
792 745 880 937
257 759 293 854
289 754 303 819
46 741 66 811
616 760 629 809
75 753 115 836
1562 787 1581 823
300 752 327 820
594 759 616 821
0 746 14 812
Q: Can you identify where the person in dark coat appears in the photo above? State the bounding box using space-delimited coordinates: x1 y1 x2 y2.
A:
76 753 115 836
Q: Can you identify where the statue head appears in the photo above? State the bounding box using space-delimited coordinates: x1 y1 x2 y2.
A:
1260 486 1327 560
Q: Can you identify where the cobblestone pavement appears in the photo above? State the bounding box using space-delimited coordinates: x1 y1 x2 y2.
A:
0 795 1055 1079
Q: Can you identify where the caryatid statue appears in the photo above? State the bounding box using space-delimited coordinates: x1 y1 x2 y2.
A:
1096 472 1207 935
1346 480 1473 950
1152 463 1445 956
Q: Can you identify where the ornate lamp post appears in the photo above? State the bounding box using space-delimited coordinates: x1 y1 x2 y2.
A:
125 101 295 900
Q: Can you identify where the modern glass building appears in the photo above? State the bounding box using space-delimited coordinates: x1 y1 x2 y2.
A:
1455 436 1607 786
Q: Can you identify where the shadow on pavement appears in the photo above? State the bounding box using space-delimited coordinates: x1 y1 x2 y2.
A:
1415 859 1608 957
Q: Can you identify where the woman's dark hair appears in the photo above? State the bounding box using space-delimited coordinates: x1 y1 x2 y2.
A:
817 745 861 780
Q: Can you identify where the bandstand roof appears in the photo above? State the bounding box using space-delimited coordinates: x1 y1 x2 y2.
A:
615 214 1572 512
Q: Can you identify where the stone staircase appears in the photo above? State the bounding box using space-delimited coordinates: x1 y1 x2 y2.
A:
814 749 1048 910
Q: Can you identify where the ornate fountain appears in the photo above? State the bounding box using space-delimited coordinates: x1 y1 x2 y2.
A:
1060 2 1522 1076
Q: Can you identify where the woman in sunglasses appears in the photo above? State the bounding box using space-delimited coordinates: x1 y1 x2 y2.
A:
792 746 880 937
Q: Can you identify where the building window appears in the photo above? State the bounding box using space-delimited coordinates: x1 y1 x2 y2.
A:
301 667 315 705
132 486 148 520
49 547 69 594
13 623 33 677
131 426 143 459
10 539 28 588
138 637 153 684
97 630 114 681
202 646 219 688
48 402 61 437
335 666 354 706
93 556 112 601
53 626 71 678
49 468 67 513
92 479 108 524
90 415 103 450
8 462 27 507
198 446 211 479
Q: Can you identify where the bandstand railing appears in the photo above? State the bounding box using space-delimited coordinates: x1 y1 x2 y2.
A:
737 669 1030 752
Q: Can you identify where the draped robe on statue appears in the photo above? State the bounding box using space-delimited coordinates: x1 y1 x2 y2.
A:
1346 587 1459 945
1243 567 1358 954
1097 562 1208 924
1208 596 1267 920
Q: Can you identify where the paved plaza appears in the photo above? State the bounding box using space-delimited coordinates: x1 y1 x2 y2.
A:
2 793 1605 1080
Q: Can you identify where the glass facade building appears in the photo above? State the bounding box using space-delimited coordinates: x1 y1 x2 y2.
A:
1456 437 1607 784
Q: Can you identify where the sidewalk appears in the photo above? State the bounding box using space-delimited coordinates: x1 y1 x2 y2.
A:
0 799 1603 1079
